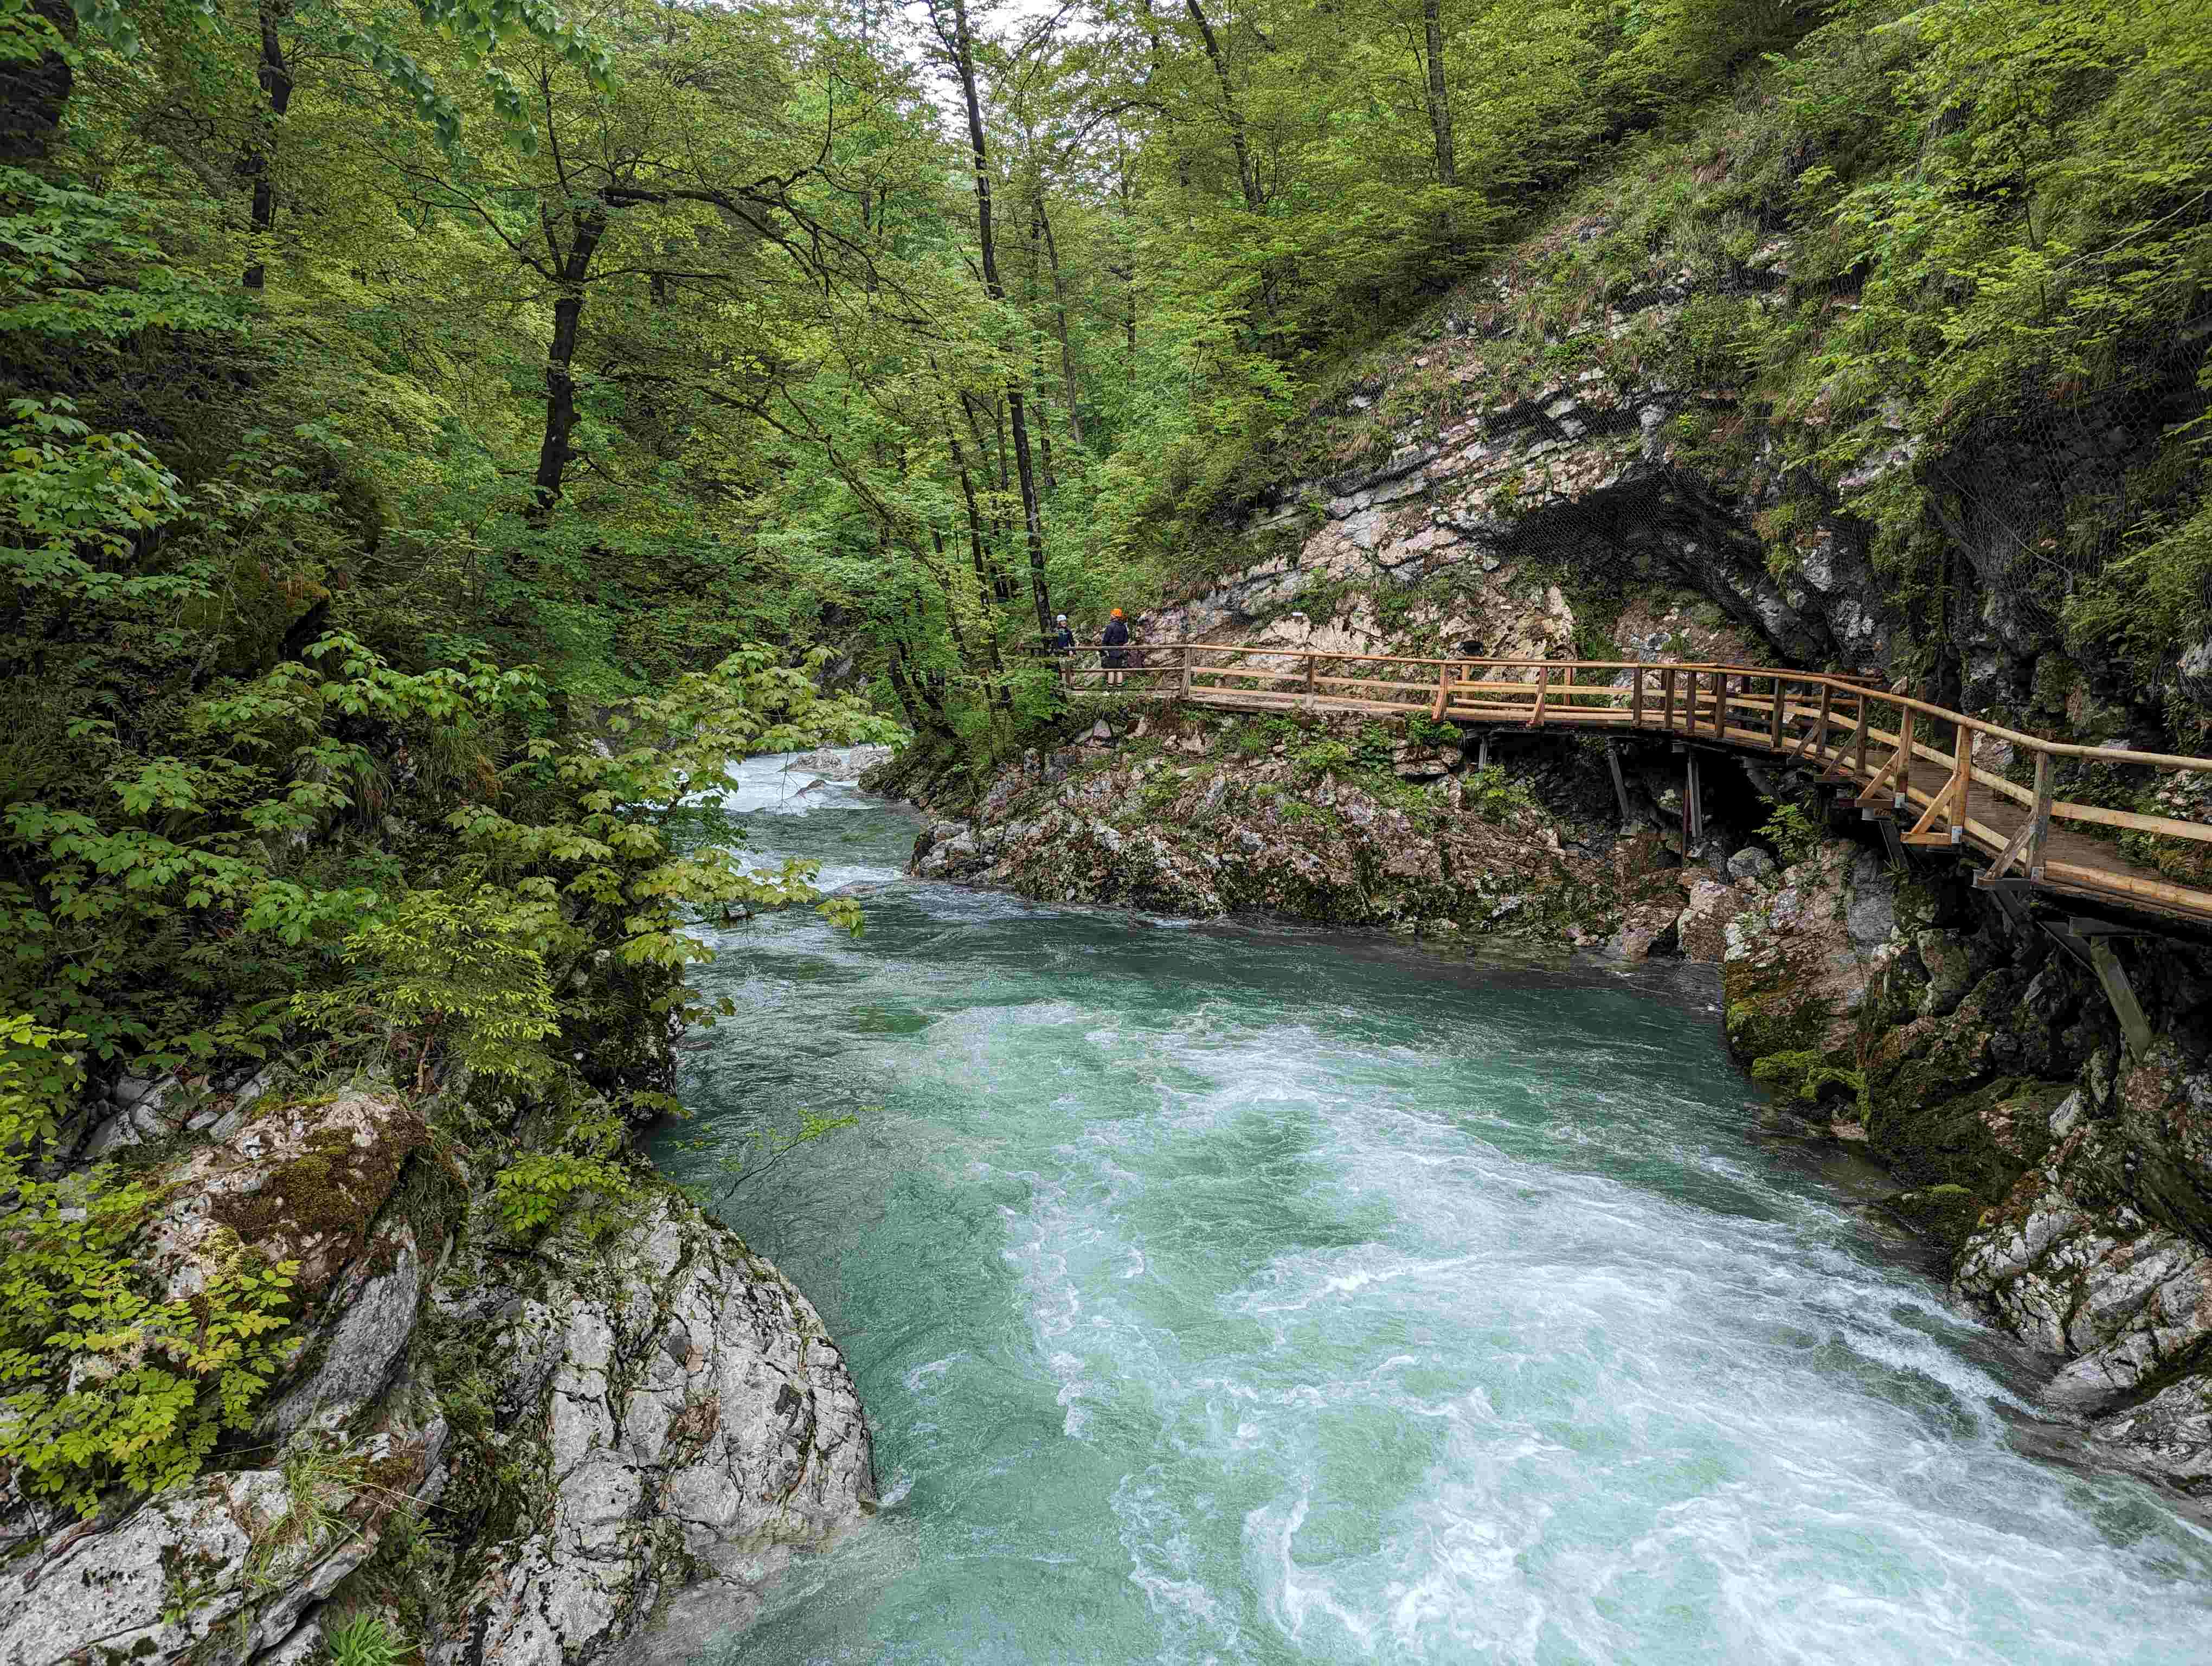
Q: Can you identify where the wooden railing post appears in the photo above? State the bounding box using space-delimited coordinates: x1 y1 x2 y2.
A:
1769 675 1785 752
1632 666 1645 728
1304 653 1316 698
2029 751 2053 881
1662 667 1676 732
1713 671 1728 739
1531 665 1551 727
1432 660 1450 722
1181 644 1194 699
1952 723 1971 843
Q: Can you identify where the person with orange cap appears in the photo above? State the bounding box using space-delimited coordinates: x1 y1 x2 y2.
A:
1101 608 1131 689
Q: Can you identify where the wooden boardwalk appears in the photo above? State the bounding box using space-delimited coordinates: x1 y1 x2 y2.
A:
1064 644 2212 931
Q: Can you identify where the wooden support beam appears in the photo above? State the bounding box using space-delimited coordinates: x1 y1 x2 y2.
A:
2086 936 2157 1062
1606 743 1632 826
1976 811 2037 887
1686 750 1704 844
1905 732 1972 846
1854 738 1908 808
1792 683 1831 763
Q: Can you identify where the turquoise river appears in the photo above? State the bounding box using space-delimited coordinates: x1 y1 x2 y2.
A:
651 755 2212 1664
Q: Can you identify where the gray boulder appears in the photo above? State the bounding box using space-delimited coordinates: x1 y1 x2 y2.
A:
435 1199 874 1666
1725 846 1777 885
779 746 892 781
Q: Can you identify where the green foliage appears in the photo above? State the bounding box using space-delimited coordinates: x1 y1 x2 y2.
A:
0 1014 300 1517
1759 802 1823 866
291 887 561 1091
1462 766 1535 823
492 1107 632 1235
675 1103 863 1212
324 1614 408 1666
1291 738 1354 778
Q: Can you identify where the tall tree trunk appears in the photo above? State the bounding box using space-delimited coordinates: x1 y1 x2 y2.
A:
0 0 75 164
1182 0 1262 213
940 0 1053 640
1420 0 1456 190
529 204 608 525
1034 194 1086 447
242 0 294 289
1133 0 1190 191
942 405 1013 602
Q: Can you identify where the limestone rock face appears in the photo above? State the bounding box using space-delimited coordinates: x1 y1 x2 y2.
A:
1948 1058 2212 1483
0 1080 870 1666
435 1199 874 1666
1718 843 1892 1062
0 1388 447 1666
905 712 1680 941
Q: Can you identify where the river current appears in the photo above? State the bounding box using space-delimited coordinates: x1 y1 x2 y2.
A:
653 755 2212 1664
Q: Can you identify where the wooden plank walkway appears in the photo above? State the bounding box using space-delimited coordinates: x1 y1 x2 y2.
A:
1062 645 2212 930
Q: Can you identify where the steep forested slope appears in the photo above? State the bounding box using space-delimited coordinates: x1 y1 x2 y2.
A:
4 0 2211 1652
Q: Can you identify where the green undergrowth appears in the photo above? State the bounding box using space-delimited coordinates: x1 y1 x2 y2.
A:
0 1016 298 1517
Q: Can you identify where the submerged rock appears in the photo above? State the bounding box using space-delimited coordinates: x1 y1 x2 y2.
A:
780 745 892 781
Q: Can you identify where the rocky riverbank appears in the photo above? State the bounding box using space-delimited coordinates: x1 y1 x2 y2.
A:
0 1071 873 1666
882 708 2212 1493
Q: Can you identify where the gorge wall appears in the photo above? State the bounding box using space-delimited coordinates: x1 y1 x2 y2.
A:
877 110 2212 1495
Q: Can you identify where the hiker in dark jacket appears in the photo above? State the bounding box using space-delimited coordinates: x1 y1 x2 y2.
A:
1101 609 1131 688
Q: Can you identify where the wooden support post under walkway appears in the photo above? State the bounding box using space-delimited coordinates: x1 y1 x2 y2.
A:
1606 743 1632 828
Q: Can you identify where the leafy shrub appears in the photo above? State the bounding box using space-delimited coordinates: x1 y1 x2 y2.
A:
1462 766 1534 823
291 887 561 1093
1353 722 1397 770
492 1108 633 1235
1293 738 1353 777
1759 801 1822 865
0 1014 299 1517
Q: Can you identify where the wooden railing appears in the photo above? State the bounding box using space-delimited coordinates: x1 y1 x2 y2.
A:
1058 643 2212 926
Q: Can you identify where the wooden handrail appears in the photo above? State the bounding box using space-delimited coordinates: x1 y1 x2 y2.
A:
1165 647 2201 767
1064 642 2212 926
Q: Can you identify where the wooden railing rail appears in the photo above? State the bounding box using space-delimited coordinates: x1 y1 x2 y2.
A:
1058 642 2212 927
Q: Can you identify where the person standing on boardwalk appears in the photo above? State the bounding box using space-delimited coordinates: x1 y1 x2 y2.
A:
1101 608 1131 689
1049 614 1075 687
